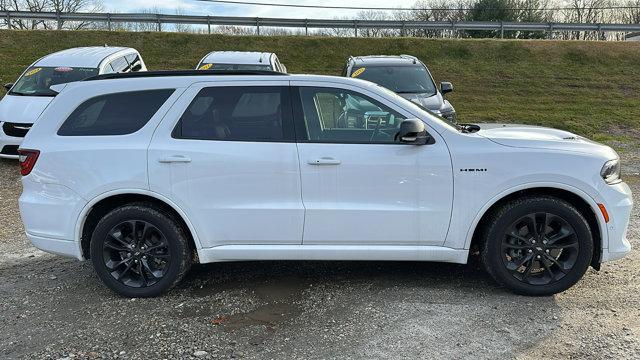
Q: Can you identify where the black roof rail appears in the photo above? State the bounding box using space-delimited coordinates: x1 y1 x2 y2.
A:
83 69 288 81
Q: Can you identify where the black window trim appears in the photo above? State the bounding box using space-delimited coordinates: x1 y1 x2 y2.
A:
291 85 434 145
171 85 297 143
57 88 176 137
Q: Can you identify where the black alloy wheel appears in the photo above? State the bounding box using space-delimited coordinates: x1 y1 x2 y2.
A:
102 220 171 288
481 196 593 296
90 204 191 297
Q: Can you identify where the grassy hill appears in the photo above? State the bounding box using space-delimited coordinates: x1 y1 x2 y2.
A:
1 29 639 145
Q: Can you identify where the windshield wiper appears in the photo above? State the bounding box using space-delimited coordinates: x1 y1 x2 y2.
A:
8 91 54 97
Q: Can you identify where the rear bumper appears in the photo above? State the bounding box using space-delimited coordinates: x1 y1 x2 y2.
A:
27 232 83 259
19 178 86 259
600 181 633 263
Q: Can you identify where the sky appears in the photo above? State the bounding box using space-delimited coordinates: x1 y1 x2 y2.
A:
104 0 415 19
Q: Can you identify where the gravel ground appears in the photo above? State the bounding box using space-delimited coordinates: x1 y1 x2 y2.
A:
0 155 639 360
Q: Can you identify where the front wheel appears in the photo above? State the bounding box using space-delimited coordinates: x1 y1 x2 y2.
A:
481 196 594 296
90 203 191 297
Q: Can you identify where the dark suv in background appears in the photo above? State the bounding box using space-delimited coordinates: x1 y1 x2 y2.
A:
342 55 456 123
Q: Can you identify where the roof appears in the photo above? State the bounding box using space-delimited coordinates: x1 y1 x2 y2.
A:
64 73 381 97
85 70 287 81
35 46 134 68
200 51 274 65
349 55 421 67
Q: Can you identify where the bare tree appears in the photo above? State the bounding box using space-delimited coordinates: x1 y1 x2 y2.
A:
1 0 102 30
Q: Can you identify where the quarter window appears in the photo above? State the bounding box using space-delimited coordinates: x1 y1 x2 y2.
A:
173 86 292 142
58 89 175 136
109 56 129 73
295 87 406 144
125 54 142 71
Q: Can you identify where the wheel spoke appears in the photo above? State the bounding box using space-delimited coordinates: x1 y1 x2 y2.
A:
541 257 555 280
535 212 547 240
116 261 134 280
521 258 535 281
104 241 129 252
137 261 148 287
108 231 131 248
543 253 568 274
143 261 160 279
144 242 167 252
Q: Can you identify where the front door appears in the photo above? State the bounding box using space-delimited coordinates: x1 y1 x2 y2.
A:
148 81 304 248
291 82 453 246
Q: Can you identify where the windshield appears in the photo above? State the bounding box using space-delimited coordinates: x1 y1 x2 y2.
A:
351 65 437 96
198 63 272 71
10 66 98 97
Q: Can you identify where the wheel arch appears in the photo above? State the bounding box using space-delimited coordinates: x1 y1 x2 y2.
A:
466 184 606 269
75 189 203 261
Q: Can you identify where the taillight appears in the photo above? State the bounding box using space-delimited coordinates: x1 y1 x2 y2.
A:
17 149 39 176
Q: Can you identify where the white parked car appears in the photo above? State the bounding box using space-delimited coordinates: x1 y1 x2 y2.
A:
196 51 287 73
18 71 632 297
0 46 147 158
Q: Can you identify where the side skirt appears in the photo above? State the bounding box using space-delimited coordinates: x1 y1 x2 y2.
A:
198 245 469 264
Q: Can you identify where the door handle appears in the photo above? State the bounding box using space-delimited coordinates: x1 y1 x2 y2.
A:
308 157 341 166
158 155 191 163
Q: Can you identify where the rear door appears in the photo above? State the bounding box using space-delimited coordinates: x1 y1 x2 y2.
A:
148 80 304 248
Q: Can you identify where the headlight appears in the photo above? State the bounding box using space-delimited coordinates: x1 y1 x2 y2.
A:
601 159 621 184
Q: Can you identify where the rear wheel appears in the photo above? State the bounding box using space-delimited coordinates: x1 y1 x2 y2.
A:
481 196 593 296
90 204 191 297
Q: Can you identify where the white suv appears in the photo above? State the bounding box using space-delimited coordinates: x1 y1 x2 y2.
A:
196 51 287 73
18 71 632 297
0 46 147 158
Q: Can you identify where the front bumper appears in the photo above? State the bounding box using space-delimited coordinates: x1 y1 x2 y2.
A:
0 121 30 159
600 181 633 262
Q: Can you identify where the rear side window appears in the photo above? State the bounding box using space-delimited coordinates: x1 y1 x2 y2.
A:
58 89 174 136
172 86 293 142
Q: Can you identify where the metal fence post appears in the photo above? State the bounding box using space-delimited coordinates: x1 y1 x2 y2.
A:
207 16 211 34
256 17 260 35
305 19 308 36
6 12 10 29
500 21 504 39
107 13 112 31
354 20 358 37
157 14 162 32
547 23 553 39
401 21 406 37
56 11 62 30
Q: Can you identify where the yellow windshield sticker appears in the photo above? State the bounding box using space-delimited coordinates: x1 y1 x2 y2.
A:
25 67 42 77
199 63 213 70
351 67 365 78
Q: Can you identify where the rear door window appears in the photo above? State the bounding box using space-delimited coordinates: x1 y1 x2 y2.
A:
58 89 175 136
172 86 293 142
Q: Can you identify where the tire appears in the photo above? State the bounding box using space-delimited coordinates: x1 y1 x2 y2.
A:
90 203 191 297
480 196 593 296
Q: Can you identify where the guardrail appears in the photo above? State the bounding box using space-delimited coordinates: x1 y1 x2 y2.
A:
2 10 640 37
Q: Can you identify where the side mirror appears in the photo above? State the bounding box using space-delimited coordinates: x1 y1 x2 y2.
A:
440 81 453 94
4 83 13 91
130 63 143 72
396 118 430 145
